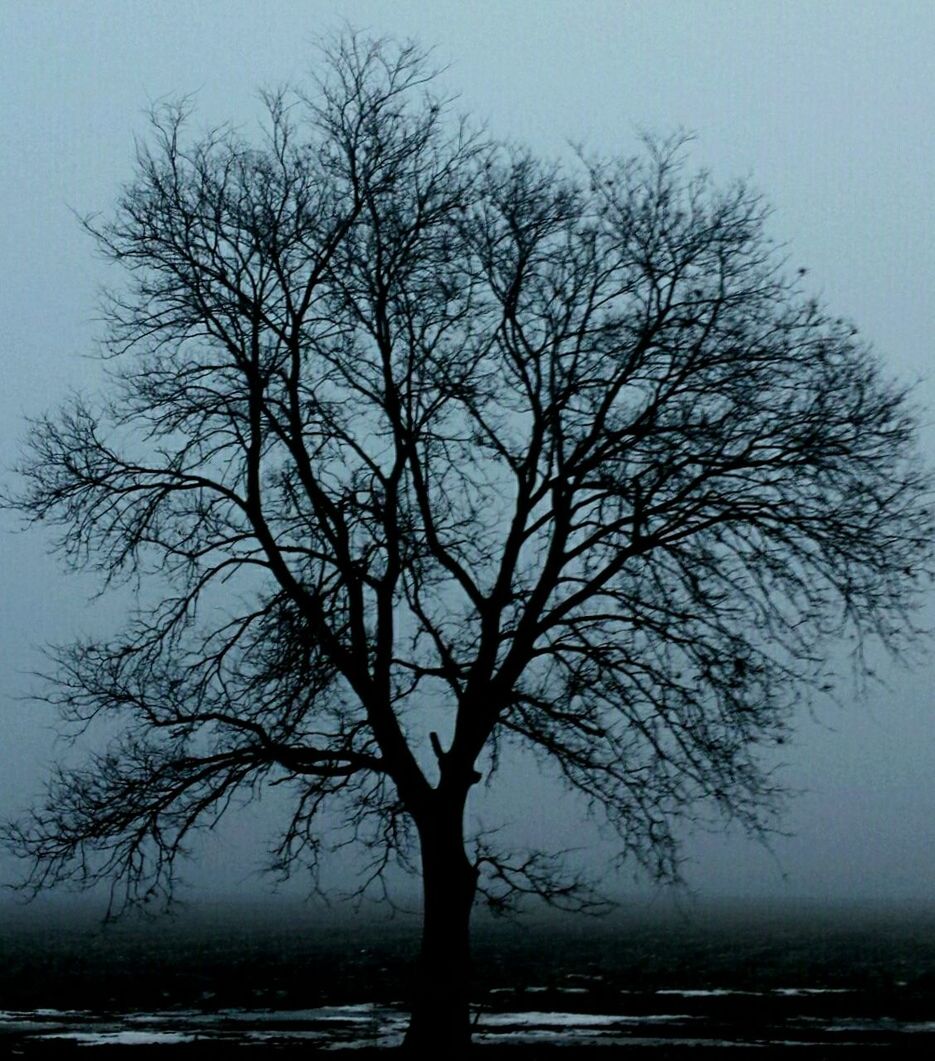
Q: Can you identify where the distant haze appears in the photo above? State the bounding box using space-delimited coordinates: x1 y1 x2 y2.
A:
1 0 933 910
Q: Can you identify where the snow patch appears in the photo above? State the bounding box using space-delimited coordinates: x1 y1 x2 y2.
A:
42 1031 197 1046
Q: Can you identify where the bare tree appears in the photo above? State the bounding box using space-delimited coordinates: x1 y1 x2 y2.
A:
3 33 931 1051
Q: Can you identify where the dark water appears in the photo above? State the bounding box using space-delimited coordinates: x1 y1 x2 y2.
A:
1 898 933 1052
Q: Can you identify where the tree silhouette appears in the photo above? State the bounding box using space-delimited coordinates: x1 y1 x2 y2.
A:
4 33 931 1052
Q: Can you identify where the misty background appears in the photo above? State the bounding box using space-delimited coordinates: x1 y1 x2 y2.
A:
1 0 932 913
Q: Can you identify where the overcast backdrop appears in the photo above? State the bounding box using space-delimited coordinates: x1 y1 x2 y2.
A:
1 0 933 911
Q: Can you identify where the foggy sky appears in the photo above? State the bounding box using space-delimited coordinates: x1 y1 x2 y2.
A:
1 0 933 908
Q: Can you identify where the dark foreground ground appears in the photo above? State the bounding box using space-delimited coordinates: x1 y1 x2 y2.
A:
5 1046 935 1060
1 898 933 1056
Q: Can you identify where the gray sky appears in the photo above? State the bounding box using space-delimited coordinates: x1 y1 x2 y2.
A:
1 0 933 907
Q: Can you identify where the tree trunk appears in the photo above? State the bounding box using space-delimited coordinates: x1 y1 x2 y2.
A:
403 796 479 1054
